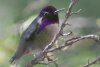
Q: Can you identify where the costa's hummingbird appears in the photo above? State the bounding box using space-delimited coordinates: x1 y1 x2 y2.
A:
10 5 64 63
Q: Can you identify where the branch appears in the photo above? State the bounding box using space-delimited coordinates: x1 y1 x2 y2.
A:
84 56 100 67
48 35 100 52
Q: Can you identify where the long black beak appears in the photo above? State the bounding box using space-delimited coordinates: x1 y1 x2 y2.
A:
54 8 65 13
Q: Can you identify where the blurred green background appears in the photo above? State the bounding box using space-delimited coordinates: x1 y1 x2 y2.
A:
0 0 100 67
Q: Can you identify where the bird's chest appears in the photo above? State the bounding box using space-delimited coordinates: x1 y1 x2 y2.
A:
34 24 58 49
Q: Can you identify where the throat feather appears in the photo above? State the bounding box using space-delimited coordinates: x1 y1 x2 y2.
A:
38 18 57 33
38 21 53 32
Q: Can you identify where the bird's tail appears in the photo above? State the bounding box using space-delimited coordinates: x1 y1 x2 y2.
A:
9 55 17 64
9 41 27 64
9 48 24 64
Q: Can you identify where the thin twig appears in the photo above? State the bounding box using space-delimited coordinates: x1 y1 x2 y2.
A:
71 9 82 15
60 31 72 36
84 56 100 67
48 35 100 52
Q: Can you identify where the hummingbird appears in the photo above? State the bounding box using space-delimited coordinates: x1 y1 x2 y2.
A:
10 5 65 63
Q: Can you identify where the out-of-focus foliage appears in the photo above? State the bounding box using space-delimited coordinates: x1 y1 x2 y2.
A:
0 0 100 67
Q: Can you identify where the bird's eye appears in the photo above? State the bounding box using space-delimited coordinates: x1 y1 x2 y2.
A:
44 12 49 16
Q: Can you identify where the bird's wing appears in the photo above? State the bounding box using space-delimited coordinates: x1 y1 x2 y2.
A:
9 17 40 64
20 17 39 41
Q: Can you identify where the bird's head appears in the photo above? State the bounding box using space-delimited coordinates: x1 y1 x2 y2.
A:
38 5 65 32
39 5 59 23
